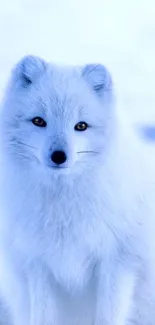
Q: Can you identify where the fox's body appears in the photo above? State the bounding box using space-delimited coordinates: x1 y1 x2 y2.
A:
0 56 154 325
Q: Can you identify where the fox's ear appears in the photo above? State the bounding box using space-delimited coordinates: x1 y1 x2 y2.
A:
82 64 113 97
11 55 47 86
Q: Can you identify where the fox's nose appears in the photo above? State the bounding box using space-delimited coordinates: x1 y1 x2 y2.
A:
51 150 67 165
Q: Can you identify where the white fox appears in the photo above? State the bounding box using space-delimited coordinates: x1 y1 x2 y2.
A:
0 55 154 325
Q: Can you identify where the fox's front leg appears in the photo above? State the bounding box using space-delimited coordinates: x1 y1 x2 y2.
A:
0 249 58 325
0 247 30 325
28 261 59 325
95 261 135 325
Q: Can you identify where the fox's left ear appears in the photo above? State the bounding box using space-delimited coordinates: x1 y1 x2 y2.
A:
82 64 113 97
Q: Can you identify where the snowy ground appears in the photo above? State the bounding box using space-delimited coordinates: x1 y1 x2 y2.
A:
0 0 155 127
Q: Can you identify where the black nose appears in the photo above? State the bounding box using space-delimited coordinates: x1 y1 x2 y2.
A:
51 150 67 165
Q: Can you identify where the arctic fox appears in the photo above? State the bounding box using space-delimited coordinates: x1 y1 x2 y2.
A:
0 55 155 325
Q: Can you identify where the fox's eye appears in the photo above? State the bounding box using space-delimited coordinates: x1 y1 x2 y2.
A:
32 117 47 127
74 122 88 131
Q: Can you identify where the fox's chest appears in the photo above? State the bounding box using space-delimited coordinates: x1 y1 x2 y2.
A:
41 204 101 288
48 236 96 288
4 184 103 287
41 209 97 287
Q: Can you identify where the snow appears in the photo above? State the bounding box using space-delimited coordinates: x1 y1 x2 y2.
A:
0 0 155 126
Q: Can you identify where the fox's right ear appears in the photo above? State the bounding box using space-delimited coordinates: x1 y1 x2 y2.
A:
11 55 47 86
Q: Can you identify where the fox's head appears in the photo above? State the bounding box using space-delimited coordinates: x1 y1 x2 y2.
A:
0 55 114 179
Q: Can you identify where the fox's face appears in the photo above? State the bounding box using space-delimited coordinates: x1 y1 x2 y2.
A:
0 56 114 177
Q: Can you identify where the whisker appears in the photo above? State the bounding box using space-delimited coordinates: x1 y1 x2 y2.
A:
77 151 99 154
16 141 37 150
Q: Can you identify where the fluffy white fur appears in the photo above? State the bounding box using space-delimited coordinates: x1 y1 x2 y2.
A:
0 55 154 325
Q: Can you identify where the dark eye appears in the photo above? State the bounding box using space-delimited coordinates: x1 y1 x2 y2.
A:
32 117 46 127
74 122 88 131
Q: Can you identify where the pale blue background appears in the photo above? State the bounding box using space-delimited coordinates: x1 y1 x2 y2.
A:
0 0 154 127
